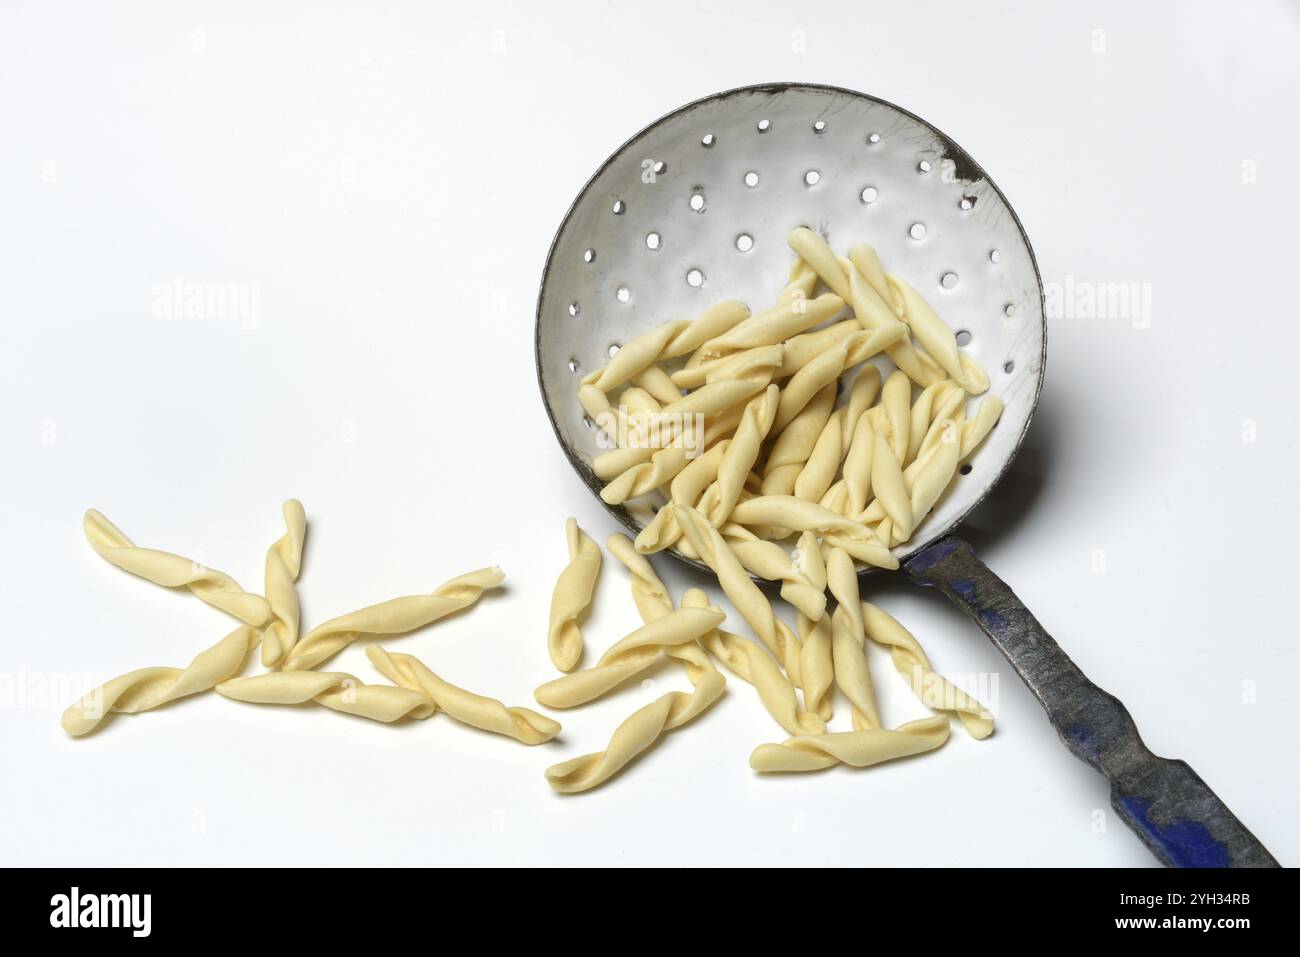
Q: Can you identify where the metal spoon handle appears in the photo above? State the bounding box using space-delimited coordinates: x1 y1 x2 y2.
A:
905 537 1279 868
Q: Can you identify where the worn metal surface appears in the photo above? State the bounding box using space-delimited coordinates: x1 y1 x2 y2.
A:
906 537 1280 868
535 82 1046 577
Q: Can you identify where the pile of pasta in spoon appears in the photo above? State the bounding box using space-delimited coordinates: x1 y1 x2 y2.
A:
543 228 1000 791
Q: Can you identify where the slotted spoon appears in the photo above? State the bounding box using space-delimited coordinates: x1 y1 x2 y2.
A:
535 82 1277 867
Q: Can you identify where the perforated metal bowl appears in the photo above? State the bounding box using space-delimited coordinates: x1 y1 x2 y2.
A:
536 82 1045 573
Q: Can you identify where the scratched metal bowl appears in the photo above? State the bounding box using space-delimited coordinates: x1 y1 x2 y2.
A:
536 82 1045 575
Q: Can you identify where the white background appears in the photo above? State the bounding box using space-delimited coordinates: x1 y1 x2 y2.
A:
2 1 1297 867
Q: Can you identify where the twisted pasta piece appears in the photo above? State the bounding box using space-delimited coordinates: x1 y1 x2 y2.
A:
580 300 750 393
261 499 307 668
750 715 950 773
888 274 988 395
601 424 714 505
877 369 913 463
787 227 852 300
780 256 818 303
848 243 902 315
724 534 826 621
216 671 432 722
906 380 963 465
794 532 833 721
841 365 883 448
843 413 876 516
671 344 784 391
544 669 726 793
633 440 730 554
760 383 836 497
698 385 780 527
367 647 560 744
825 546 881 731
697 294 844 357
860 602 994 739
770 326 905 435
84 509 271 626
542 519 601 672
776 321 859 378
283 566 505 672
62 625 260 736
681 588 821 735
676 505 802 682
606 533 671 623
728 496 897 570
632 364 686 406
846 249 944 388
607 534 718 685
871 429 913 542
534 607 725 708
794 408 845 503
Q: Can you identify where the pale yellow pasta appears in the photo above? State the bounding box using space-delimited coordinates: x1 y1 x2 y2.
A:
684 587 751 675
899 425 960 544
367 647 560 744
697 294 844 357
261 499 307 668
825 546 881 731
534 607 724 708
841 365 883 448
542 520 600 671
741 637 825 735
770 327 905 435
888 274 988 395
627 378 766 449
819 477 850 516
671 344 784 391
794 408 844 503
62 625 260 736
83 509 271 627
633 440 730 554
544 669 726 793
760 382 836 497
871 429 913 542
878 369 912 462
725 535 826 621
960 395 1004 458
780 257 818 303
860 602 994 739
216 671 431 723
605 533 671 623
787 227 852 301
906 380 963 465
578 383 614 424
843 413 876 516
749 715 950 773
283 566 505 672
676 505 802 681
847 244 900 315
630 364 683 406
580 300 750 393
845 251 944 388
776 321 859 378
793 531 833 721
728 496 897 570
601 420 716 505
698 385 780 526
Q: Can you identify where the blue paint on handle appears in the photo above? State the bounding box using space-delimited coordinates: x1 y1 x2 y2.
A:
1065 722 1101 762
949 578 1007 629
906 538 960 575
1119 796 1231 868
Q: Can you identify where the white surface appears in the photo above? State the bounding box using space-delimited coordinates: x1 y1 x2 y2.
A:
2 0 1297 867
